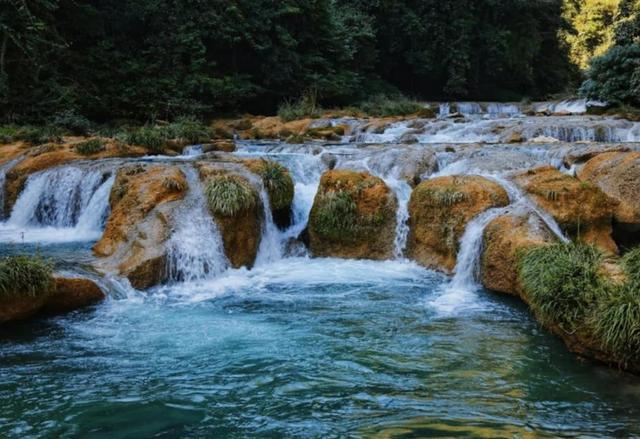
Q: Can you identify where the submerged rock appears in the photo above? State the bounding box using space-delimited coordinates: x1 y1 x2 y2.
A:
513 166 618 254
481 212 556 295
0 277 104 324
94 165 188 289
577 152 640 247
308 170 397 260
406 175 509 273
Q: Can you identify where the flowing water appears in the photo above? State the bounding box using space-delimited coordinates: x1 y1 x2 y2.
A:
2 107 640 437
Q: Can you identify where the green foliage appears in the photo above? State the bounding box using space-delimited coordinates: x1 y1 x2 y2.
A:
313 191 360 241
204 175 257 217
357 94 424 117
15 126 64 146
252 161 294 211
75 139 106 155
0 255 54 299
166 117 213 144
590 283 640 365
0 126 21 144
622 246 640 284
519 243 604 329
580 44 640 106
278 90 322 122
421 188 469 207
52 110 92 135
125 127 168 153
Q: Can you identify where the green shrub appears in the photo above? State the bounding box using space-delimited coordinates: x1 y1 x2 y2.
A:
313 191 359 240
253 160 294 210
167 117 213 144
278 89 322 122
16 126 64 145
0 255 54 299
52 110 92 135
357 94 424 117
75 138 106 155
580 44 640 107
125 127 168 153
519 243 604 330
591 284 640 366
204 174 257 217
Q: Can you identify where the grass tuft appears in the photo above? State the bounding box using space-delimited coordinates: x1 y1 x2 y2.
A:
278 89 322 122
162 176 185 192
622 247 640 285
0 255 54 299
356 94 424 117
75 138 106 155
422 187 469 207
590 284 640 366
252 160 294 210
519 243 604 330
313 191 359 240
125 126 168 153
204 175 257 217
166 117 213 144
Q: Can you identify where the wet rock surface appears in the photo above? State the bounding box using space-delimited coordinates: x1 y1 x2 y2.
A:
407 175 509 273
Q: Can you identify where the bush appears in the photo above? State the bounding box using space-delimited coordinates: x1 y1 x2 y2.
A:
0 255 54 299
75 138 106 155
0 125 20 144
16 126 64 145
167 117 213 144
204 174 257 217
52 110 92 135
357 94 424 117
591 284 640 366
125 127 168 153
250 160 294 210
519 243 604 329
278 89 322 122
313 191 359 240
580 44 640 107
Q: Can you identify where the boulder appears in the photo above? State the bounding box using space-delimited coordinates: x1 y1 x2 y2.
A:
577 152 640 240
481 212 556 295
198 164 263 268
200 140 236 153
563 145 630 168
308 170 397 260
0 277 104 324
94 165 188 289
513 166 618 254
406 175 509 273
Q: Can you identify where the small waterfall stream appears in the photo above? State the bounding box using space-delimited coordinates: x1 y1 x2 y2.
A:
166 166 229 282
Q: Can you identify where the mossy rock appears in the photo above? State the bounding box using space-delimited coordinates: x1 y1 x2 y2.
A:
244 159 294 229
203 172 263 268
514 166 618 254
308 170 397 260
406 175 509 273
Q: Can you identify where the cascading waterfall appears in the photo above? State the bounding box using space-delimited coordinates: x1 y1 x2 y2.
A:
0 164 115 242
166 166 229 282
254 181 284 266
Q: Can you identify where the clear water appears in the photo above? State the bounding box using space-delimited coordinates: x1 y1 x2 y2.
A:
1 256 640 438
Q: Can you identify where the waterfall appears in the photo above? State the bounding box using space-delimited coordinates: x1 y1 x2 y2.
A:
387 178 412 258
166 167 229 282
0 164 115 243
438 103 450 118
8 165 111 228
254 182 284 266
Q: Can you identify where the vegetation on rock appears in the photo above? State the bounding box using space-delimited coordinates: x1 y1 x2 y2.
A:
0 255 54 299
518 242 640 369
75 139 106 155
244 160 294 212
204 175 258 217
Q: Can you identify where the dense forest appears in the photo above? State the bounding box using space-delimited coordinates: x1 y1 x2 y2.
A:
0 0 638 122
